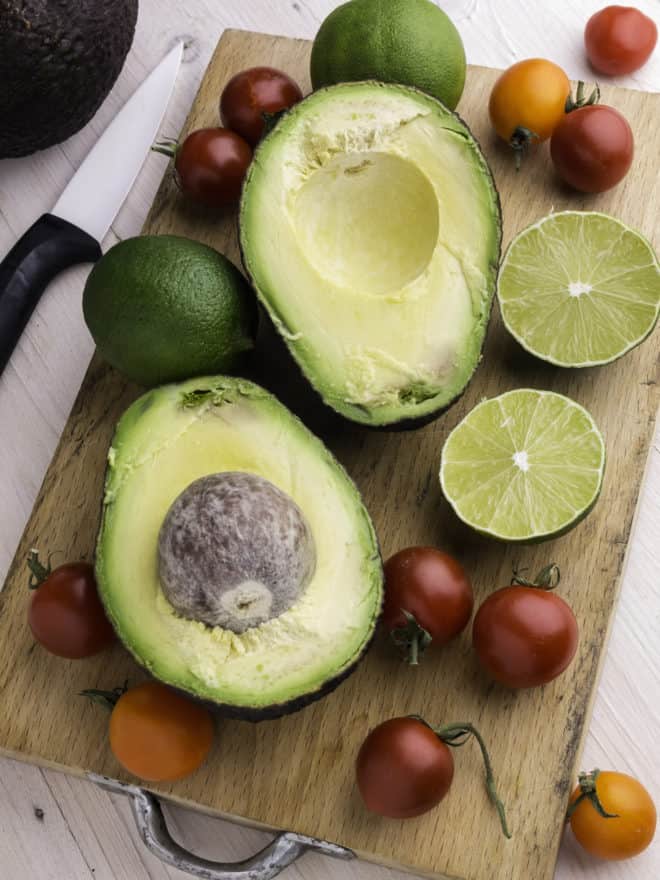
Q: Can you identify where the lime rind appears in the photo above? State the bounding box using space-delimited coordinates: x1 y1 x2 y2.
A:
497 211 660 368
439 389 606 542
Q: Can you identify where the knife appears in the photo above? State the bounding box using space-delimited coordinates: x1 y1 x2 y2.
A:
0 41 183 375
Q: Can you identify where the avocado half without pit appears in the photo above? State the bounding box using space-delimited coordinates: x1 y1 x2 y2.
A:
240 81 501 428
96 376 383 720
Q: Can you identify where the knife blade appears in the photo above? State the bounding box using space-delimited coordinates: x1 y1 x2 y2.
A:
0 42 183 375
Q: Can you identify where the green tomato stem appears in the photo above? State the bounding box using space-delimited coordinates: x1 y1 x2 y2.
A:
512 563 560 590
509 127 539 171
565 82 600 113
390 610 432 666
27 549 52 590
566 769 619 820
435 722 512 838
80 681 128 712
151 138 179 159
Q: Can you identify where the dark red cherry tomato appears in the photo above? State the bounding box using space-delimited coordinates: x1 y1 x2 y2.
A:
550 104 634 192
356 717 510 835
174 128 252 206
356 717 454 818
27 551 115 659
585 6 657 75
220 67 303 146
383 547 473 664
472 565 578 688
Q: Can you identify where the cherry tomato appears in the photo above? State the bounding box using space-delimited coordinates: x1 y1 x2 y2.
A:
472 568 578 688
585 6 657 75
550 104 634 192
108 682 214 782
383 547 473 664
356 717 510 834
356 717 454 818
489 59 571 154
27 553 115 659
569 770 657 860
174 128 252 207
220 67 303 146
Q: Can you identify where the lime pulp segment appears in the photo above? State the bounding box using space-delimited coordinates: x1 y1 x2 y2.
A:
440 389 606 541
497 212 660 367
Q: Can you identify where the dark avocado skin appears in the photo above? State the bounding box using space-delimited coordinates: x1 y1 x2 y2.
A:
0 0 138 158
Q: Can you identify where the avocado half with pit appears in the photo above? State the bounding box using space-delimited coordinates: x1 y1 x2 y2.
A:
240 81 501 428
96 376 383 720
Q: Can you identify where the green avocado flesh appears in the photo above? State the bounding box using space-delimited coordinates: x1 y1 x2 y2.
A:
96 376 383 717
240 82 501 427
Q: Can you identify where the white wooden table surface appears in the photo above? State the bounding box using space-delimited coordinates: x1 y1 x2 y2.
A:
0 2 658 878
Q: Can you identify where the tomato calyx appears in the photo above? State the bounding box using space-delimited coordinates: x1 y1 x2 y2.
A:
27 549 53 590
509 126 540 170
565 81 601 113
390 610 432 666
511 562 561 591
151 138 180 159
566 769 620 821
80 680 128 711
261 109 287 139
410 716 512 838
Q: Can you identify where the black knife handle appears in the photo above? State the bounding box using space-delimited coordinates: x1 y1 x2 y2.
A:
0 213 102 374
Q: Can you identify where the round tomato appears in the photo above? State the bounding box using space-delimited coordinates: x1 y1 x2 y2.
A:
569 770 657 860
27 552 115 659
173 128 252 207
472 567 578 688
489 59 570 156
383 547 473 664
551 104 634 192
107 682 214 782
220 67 303 146
356 717 454 818
356 717 510 834
585 6 657 76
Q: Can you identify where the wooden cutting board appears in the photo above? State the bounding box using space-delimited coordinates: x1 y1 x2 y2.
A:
1 29 658 880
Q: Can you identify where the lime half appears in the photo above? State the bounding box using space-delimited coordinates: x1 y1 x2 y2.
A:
440 389 605 542
497 212 660 367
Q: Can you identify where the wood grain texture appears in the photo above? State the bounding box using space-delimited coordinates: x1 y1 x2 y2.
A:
0 25 658 880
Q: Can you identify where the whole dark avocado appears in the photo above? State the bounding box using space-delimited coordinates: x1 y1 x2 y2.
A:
0 0 138 158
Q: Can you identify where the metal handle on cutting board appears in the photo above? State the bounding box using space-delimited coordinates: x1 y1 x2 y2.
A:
90 774 354 880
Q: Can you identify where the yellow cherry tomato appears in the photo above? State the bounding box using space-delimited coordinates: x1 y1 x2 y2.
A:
569 770 656 861
489 59 570 150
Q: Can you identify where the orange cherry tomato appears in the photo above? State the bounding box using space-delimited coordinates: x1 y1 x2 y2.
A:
569 770 657 860
108 682 214 782
489 59 571 153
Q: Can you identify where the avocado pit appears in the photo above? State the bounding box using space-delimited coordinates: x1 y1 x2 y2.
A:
158 472 316 633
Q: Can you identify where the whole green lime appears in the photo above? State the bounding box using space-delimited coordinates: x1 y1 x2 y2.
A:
310 0 466 110
83 235 256 386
